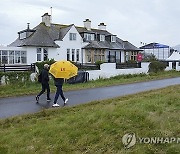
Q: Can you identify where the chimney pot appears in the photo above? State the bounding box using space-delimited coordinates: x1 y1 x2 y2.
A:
98 22 106 30
83 19 91 31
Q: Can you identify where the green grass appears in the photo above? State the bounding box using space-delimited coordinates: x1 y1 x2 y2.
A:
0 70 180 98
0 85 179 153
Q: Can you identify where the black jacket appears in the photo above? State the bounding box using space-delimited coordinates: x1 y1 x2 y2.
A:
41 69 49 84
54 78 64 86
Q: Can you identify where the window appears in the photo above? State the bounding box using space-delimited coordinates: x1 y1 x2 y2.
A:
21 51 27 64
69 33 77 40
84 33 94 41
111 35 116 42
1 50 8 64
43 48 48 61
76 49 79 61
130 51 138 61
72 49 75 61
19 32 26 40
9 51 14 64
87 50 91 62
67 49 70 61
100 35 105 41
0 50 27 64
37 48 42 61
15 51 21 64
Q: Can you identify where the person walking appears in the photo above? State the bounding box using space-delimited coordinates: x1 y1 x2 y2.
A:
36 64 51 103
52 78 68 107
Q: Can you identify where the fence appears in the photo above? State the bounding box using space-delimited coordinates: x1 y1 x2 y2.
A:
75 63 100 70
116 62 141 69
0 64 35 72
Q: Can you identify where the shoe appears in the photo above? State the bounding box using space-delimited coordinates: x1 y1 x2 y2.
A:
52 103 60 107
64 98 68 105
47 98 51 102
36 96 39 103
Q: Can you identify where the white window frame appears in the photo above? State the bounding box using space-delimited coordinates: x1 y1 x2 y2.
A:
111 36 116 42
100 35 105 41
69 33 77 41
37 48 42 61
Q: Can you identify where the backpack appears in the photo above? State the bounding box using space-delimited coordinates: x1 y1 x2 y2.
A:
38 72 42 83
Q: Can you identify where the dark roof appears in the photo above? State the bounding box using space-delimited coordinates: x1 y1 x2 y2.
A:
140 43 169 49
76 26 112 36
9 23 59 48
9 21 140 51
123 41 141 51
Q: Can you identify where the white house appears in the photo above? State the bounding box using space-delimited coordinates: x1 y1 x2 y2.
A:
0 13 141 65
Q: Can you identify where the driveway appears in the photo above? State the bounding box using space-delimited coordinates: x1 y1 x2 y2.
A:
0 77 180 119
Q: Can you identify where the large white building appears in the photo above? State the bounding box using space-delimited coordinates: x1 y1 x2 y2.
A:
0 13 141 65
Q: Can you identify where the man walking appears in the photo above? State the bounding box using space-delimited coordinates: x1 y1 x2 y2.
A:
36 64 51 103
52 78 68 107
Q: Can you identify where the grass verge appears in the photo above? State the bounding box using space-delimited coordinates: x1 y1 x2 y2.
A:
0 70 180 98
0 85 179 153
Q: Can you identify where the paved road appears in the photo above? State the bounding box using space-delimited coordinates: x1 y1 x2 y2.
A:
0 77 180 119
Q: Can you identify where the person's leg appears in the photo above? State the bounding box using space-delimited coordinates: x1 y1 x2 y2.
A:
38 84 46 96
53 85 61 104
59 85 66 102
46 83 51 100
36 84 45 103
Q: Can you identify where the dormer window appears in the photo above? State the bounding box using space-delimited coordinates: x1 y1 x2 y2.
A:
19 32 27 40
100 35 105 41
18 23 35 40
84 33 94 41
111 35 116 42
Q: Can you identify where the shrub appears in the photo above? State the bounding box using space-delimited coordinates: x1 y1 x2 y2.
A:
149 61 166 73
35 59 56 72
0 72 32 85
142 53 158 62
95 61 104 69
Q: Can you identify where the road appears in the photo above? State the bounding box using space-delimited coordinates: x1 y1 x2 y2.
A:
0 77 180 119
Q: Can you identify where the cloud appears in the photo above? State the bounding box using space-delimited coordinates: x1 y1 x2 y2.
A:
0 0 180 46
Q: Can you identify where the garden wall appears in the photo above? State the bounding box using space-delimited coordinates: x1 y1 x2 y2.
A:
87 62 150 80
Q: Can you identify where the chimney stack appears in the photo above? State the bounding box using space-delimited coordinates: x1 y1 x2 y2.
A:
42 13 51 27
98 23 106 30
83 19 91 31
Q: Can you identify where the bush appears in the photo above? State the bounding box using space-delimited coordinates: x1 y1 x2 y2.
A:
142 53 158 62
149 61 166 73
35 59 56 72
95 61 104 69
0 72 32 85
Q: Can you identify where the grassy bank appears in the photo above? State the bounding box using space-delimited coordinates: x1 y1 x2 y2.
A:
0 85 179 153
0 70 180 98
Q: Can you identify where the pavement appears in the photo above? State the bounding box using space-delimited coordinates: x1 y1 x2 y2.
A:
0 77 180 119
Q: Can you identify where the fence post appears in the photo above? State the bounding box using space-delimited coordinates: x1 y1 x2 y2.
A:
3 64 5 72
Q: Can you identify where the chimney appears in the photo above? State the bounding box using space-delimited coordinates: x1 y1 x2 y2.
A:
42 13 51 27
83 19 91 31
98 23 106 30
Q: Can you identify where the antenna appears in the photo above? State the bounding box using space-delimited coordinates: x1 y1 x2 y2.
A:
50 7 52 22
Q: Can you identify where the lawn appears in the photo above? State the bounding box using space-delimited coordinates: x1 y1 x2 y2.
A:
0 70 180 98
0 85 179 153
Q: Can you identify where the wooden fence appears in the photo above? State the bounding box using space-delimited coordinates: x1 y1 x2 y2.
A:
0 64 35 72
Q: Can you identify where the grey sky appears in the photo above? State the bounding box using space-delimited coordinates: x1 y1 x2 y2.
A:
0 0 180 47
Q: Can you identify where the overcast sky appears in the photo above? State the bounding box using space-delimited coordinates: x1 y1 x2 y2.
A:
0 0 180 47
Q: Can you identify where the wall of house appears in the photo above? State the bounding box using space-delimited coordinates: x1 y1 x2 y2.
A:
26 47 58 64
87 62 150 80
55 25 86 63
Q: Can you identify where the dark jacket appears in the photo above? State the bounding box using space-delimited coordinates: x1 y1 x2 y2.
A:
54 78 64 86
41 69 49 84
